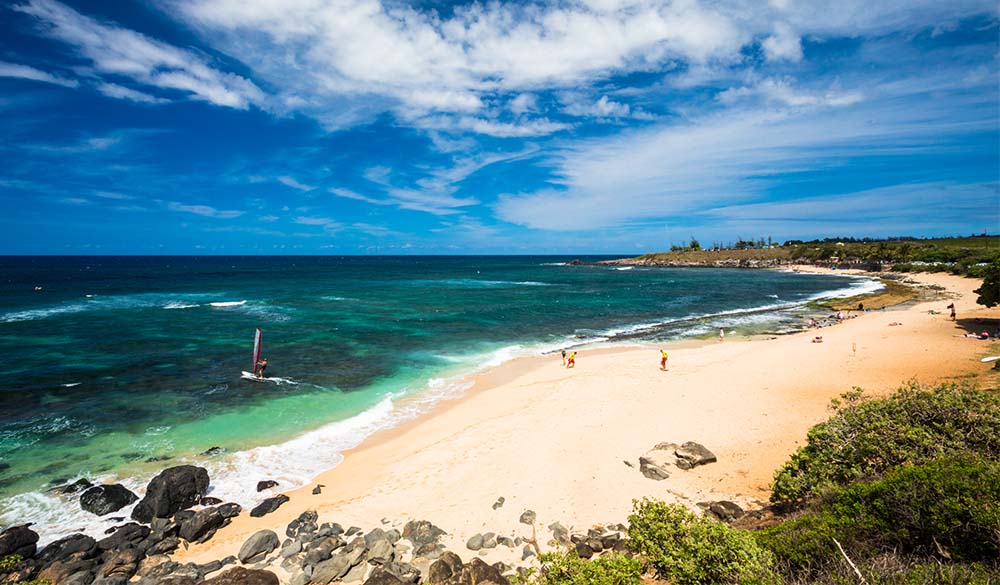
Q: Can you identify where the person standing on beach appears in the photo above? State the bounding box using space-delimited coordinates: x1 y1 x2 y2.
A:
947 303 956 320
660 349 668 370
561 348 567 365
719 328 725 342
567 352 576 368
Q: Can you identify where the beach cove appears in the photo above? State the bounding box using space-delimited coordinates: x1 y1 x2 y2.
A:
166 269 998 581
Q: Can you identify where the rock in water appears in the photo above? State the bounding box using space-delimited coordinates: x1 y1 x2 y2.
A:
0 524 39 558
203 567 278 585
80 484 138 516
131 466 210 523
250 495 289 518
256 480 279 492
238 530 279 564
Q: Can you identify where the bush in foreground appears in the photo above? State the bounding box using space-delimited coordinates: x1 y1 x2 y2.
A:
627 498 777 584
771 383 1000 506
521 551 642 585
759 454 1000 575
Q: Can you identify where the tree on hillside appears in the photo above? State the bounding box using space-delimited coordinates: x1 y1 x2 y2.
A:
974 259 999 307
689 237 701 251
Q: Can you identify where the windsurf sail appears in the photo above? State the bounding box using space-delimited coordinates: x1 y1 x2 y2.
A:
252 328 262 372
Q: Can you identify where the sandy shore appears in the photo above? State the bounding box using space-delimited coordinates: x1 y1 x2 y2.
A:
174 271 998 575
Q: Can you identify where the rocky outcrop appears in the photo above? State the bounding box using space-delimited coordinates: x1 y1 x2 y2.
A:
178 506 229 543
639 441 717 480
80 484 138 516
131 466 210 523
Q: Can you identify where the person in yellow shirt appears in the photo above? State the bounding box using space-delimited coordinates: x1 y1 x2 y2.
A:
567 351 576 368
660 349 668 371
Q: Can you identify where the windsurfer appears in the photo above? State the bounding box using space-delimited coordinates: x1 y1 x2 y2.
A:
255 357 268 378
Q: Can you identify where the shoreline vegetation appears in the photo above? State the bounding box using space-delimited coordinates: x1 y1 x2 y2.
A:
2 264 999 584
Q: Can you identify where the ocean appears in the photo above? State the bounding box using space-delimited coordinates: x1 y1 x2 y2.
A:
0 256 879 541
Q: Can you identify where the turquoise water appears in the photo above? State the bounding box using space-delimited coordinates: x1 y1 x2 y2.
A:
0 256 877 539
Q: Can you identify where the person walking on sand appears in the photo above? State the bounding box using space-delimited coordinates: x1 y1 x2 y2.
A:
567 351 576 368
947 303 956 321
660 349 669 371
719 328 725 342
561 348 567 365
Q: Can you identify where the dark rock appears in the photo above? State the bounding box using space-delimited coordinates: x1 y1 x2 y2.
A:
463 557 510 584
367 538 394 565
519 509 536 524
362 569 407 585
256 480 279 492
492 497 505 510
481 532 497 549
238 530 279 564
146 536 180 556
497 535 514 548
492 561 511 575
413 542 445 559
97 523 149 551
174 509 196 523
343 561 368 583
401 519 446 548
586 538 604 553
38 533 97 564
548 522 569 546
286 510 318 539
374 561 419 583
385 529 401 544
574 541 593 559
319 522 344 537
200 496 223 506
80 484 139 516
466 533 484 551
249 495 289 518
640 443 679 479
38 551 99 584
313 553 353 582
599 532 620 550
131 466 210 523
145 455 172 463
217 502 242 518
281 540 302 558
428 551 463 583
107 516 125 523
346 526 362 537
179 506 228 543
0 524 39 558
302 536 345 566
133 560 202 584
707 501 744 522
94 547 142 584
675 441 717 468
200 447 225 456
521 545 535 560
202 566 279 585
364 527 388 547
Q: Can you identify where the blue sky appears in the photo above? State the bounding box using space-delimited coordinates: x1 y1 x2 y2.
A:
0 0 997 254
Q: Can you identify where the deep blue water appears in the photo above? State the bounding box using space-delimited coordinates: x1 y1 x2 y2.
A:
0 256 875 539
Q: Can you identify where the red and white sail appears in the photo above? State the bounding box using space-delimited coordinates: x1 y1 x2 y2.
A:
252 328 262 371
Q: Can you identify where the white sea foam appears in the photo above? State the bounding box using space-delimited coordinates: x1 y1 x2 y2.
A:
60 383 81 388
540 262 568 266
614 266 634 271
1 293 221 322
209 300 247 307
163 303 199 310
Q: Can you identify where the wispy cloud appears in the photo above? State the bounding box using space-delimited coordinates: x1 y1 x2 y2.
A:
167 201 244 218
96 82 168 104
14 0 264 109
0 60 77 87
276 175 315 191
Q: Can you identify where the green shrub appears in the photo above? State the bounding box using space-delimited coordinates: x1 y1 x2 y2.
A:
759 454 1000 573
771 383 1000 505
0 555 52 585
527 551 641 585
627 498 778 584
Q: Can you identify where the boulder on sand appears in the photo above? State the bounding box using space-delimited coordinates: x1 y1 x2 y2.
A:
0 524 39 558
203 567 278 585
80 484 138 516
131 466 210 523
250 495 289 518
238 530 279 564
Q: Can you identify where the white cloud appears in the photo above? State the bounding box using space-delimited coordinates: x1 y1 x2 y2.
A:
509 93 537 115
277 175 315 191
718 78 862 107
761 22 802 62
563 95 632 118
258 214 279 222
96 82 169 104
167 201 244 218
456 117 570 137
15 0 264 109
293 215 336 225
495 68 996 231
0 60 78 87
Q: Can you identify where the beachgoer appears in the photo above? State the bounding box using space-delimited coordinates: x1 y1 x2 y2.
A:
255 357 268 378
567 352 576 368
947 303 956 320
837 311 844 321
719 328 725 342
808 318 817 328
660 349 668 370
858 302 864 312
561 349 567 365
812 336 823 343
